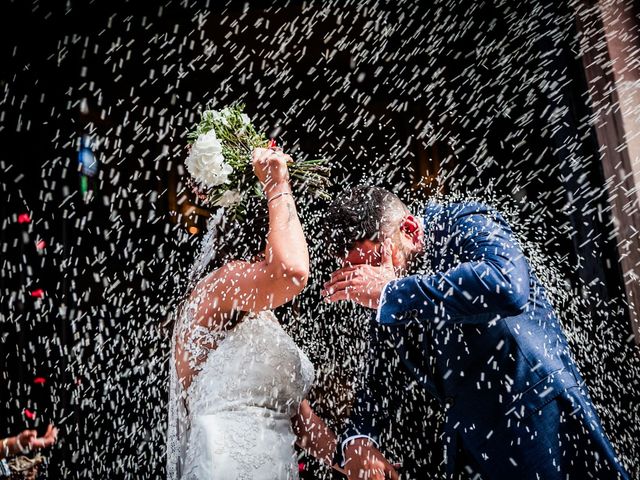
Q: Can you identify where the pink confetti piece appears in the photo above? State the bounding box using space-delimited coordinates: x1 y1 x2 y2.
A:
34 377 46 385
36 240 47 250
18 213 31 223
23 409 36 420
30 289 45 298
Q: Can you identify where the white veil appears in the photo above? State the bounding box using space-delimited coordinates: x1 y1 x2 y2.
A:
166 209 225 480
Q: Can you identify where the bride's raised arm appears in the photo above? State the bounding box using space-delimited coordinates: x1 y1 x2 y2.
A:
190 147 309 314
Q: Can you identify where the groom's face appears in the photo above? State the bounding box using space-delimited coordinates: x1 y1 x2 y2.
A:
340 211 424 270
342 240 382 267
342 230 422 271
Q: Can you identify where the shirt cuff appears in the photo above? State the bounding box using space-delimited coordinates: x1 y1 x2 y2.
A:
340 435 380 467
0 459 10 477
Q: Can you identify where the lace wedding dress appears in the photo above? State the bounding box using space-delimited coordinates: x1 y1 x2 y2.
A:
167 307 315 480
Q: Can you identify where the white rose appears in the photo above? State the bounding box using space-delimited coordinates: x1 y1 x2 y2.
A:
186 131 233 188
194 130 220 150
240 113 251 125
214 189 243 207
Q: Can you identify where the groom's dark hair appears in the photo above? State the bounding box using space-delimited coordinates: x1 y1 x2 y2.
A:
324 186 407 257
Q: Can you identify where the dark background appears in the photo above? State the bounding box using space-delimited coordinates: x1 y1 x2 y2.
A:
1 0 638 478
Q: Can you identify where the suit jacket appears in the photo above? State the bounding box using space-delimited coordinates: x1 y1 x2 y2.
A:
342 202 628 479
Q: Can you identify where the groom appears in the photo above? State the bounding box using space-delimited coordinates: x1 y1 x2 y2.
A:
322 186 628 479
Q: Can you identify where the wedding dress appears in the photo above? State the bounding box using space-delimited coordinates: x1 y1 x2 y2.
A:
167 306 315 480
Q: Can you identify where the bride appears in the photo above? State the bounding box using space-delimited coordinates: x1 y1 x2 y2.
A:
167 147 338 479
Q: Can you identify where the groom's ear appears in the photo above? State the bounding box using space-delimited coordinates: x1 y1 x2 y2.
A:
401 215 420 236
401 215 423 247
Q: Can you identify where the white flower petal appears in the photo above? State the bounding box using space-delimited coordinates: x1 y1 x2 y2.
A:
186 130 233 188
215 189 243 207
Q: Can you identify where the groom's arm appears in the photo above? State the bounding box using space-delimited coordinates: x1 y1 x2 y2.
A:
379 212 531 325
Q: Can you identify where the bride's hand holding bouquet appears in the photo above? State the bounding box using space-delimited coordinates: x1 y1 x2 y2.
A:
252 146 292 197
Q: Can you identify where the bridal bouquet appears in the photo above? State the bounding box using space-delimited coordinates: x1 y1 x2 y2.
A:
185 104 330 216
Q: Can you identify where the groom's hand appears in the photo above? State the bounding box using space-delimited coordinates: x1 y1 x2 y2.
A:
323 239 396 309
343 438 400 480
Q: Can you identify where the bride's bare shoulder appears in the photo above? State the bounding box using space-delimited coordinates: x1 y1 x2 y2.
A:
187 261 252 329
189 255 294 318
194 260 252 289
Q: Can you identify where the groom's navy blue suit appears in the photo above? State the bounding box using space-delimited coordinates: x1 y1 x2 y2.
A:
342 202 628 479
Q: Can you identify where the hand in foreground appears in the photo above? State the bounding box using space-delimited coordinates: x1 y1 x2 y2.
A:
252 147 291 192
29 424 58 449
343 438 400 480
322 239 397 309
17 424 58 452
3 425 58 458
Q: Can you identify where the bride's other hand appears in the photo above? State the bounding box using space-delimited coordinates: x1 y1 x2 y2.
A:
252 147 291 192
343 438 400 480
292 400 338 468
